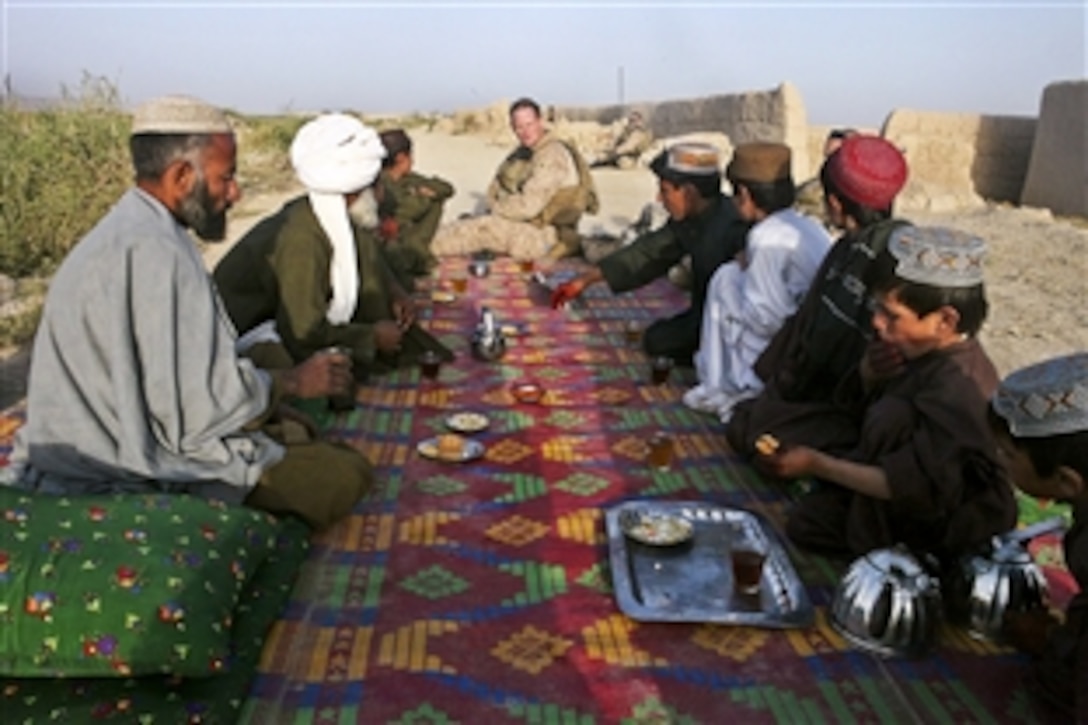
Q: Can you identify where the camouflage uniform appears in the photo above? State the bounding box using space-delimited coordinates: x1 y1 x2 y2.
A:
593 119 653 169
431 132 597 260
794 176 828 224
379 170 454 284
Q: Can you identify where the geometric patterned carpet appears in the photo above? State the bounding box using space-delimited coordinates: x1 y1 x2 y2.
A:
0 256 1070 723
237 257 1060 723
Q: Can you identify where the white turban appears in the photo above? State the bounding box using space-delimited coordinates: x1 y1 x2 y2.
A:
290 113 386 325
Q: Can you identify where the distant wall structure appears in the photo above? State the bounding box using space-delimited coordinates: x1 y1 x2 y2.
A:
883 110 1036 212
1021 80 1087 218
557 82 811 183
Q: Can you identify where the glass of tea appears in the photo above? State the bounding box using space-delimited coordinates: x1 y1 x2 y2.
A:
650 356 673 385
420 350 442 380
730 544 767 596
646 432 675 470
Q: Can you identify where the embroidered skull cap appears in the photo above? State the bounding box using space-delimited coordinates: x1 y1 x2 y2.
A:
993 352 1088 437
888 225 986 288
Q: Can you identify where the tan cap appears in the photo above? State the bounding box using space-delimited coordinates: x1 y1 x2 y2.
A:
726 142 792 184
131 94 232 135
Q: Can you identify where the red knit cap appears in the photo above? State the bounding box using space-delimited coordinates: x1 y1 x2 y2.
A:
825 135 907 210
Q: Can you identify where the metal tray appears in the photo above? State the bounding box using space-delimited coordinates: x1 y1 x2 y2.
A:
606 501 814 628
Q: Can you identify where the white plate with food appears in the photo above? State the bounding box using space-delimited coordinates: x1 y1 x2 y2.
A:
431 290 457 303
417 434 485 463
500 323 528 337
620 510 695 547
445 411 490 434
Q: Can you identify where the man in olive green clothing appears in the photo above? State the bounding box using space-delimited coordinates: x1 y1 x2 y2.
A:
552 143 750 365
214 114 452 385
377 128 455 286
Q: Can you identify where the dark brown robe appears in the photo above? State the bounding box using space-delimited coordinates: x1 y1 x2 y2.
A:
785 339 1017 560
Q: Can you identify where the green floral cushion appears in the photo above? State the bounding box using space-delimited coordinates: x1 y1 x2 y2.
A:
0 487 280 678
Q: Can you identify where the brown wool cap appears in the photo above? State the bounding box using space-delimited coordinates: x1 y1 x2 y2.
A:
131 95 232 135
726 142 792 184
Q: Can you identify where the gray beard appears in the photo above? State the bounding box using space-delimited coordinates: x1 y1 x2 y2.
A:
179 179 228 242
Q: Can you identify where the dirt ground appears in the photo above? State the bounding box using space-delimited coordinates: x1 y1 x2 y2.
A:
3 129 1085 409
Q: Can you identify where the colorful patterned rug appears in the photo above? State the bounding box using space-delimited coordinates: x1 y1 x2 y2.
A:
0 256 1074 723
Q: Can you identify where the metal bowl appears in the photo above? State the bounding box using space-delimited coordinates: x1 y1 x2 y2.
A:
830 547 943 658
943 537 1051 642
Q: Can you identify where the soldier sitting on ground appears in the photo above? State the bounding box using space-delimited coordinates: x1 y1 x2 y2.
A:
430 97 599 262
589 111 654 170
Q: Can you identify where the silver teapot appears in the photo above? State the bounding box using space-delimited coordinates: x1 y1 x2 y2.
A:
830 546 943 658
943 516 1064 642
470 306 506 362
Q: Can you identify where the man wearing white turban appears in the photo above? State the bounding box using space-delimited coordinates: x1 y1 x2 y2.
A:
8 95 372 531
214 113 452 383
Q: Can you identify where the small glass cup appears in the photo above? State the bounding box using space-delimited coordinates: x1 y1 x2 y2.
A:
420 350 442 380
450 274 468 294
320 346 356 412
646 432 675 470
650 356 673 385
624 320 642 346
730 544 767 596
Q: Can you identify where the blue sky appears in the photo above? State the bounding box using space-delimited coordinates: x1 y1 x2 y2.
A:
2 1 1084 127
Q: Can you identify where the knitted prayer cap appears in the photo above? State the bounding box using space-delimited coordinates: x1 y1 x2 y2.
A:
131 95 232 135
290 113 386 194
650 142 721 180
825 135 907 210
992 353 1088 437
887 226 986 288
726 142 792 184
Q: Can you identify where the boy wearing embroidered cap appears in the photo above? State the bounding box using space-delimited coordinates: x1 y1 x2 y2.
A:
684 142 832 422
990 352 1088 722
761 225 1016 561
214 113 452 382
552 142 750 364
727 134 913 457
9 95 372 530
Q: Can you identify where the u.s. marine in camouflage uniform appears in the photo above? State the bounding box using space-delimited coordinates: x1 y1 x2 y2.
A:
590 111 654 170
431 97 598 261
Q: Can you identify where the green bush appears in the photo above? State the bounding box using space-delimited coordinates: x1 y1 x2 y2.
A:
0 79 131 278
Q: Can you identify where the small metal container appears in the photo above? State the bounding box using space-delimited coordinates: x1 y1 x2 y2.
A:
468 260 490 278
830 547 943 658
942 518 1063 642
470 306 505 362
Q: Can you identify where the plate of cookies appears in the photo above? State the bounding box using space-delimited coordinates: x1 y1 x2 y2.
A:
445 411 490 434
431 290 456 304
417 433 485 463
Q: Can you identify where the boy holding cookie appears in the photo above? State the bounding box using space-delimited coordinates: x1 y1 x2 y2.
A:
760 226 1016 560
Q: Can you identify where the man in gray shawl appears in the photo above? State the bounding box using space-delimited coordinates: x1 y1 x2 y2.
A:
5 95 372 530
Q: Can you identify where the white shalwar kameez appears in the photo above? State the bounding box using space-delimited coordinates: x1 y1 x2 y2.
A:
686 208 832 422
